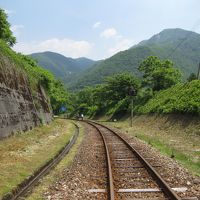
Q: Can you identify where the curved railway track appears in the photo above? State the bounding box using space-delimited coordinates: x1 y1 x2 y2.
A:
85 120 182 200
2 122 79 200
2 119 196 200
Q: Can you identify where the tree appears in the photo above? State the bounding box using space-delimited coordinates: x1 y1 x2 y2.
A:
0 8 16 46
74 85 107 117
49 80 69 114
104 72 140 103
72 73 140 118
138 56 181 91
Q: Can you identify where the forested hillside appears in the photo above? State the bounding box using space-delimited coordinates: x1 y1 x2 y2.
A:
31 51 96 85
70 28 200 90
72 56 200 119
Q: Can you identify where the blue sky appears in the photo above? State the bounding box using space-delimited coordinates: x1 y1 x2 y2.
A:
1 0 200 60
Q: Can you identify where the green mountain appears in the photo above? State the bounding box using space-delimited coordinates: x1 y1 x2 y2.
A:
30 51 96 84
70 28 200 90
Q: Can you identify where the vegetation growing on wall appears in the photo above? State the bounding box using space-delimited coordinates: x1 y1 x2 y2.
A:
0 8 16 46
0 39 70 114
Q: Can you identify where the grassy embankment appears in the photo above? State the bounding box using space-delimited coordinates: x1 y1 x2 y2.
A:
0 119 76 197
27 122 84 200
103 114 200 176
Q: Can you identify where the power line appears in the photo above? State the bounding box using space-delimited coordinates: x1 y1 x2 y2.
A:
166 32 192 59
166 19 200 59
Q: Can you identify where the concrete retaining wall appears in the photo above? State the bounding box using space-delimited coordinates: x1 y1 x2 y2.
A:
0 53 52 138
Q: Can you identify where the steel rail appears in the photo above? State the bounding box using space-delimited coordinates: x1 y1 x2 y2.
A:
2 122 79 200
87 121 115 200
87 120 181 200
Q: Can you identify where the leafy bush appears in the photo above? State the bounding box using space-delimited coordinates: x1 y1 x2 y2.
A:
137 80 200 114
0 9 16 46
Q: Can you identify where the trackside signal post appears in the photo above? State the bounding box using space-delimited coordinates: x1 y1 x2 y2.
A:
131 98 133 127
128 86 137 127
197 62 200 79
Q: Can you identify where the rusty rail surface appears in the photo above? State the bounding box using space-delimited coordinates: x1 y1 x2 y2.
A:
85 120 181 200
87 121 115 200
2 122 79 200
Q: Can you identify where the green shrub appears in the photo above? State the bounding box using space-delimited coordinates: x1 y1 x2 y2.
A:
137 80 200 114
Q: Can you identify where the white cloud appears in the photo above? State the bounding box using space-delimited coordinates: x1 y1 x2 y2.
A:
93 21 101 29
11 25 24 36
99 27 135 57
13 38 94 58
100 28 118 38
108 38 134 56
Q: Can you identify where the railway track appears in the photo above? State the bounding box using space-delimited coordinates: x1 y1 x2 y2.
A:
2 122 79 200
2 120 197 200
85 120 188 200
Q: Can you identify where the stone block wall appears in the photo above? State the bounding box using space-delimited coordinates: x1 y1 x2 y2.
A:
0 53 52 138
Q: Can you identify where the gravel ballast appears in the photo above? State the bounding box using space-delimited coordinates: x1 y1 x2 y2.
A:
44 122 200 199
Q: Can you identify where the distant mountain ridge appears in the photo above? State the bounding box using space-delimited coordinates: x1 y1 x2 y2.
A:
69 28 200 90
30 51 96 84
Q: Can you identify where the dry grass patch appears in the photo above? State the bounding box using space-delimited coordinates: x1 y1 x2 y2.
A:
26 122 84 200
0 119 74 197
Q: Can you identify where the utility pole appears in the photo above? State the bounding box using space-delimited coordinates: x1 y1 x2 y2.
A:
131 97 133 127
197 62 200 80
128 86 136 127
